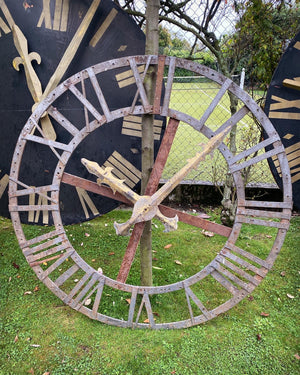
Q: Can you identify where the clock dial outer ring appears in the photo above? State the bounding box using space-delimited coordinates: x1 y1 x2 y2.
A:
9 56 292 329
264 31 300 209
0 0 147 224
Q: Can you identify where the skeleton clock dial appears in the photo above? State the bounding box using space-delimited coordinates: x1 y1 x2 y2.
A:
9 56 292 329
0 0 154 224
264 31 300 208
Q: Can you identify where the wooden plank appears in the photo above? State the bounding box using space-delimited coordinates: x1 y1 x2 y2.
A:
153 55 166 114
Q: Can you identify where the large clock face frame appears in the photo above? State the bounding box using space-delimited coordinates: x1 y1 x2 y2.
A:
9 56 292 329
0 0 157 225
264 31 300 209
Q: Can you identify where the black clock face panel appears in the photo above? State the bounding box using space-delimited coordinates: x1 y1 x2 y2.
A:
264 31 300 209
0 0 165 225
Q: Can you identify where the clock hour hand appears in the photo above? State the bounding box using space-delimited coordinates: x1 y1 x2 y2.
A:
81 158 178 235
12 24 56 141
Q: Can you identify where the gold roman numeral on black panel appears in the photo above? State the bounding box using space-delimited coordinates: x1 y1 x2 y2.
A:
115 65 145 88
89 8 118 47
37 0 70 31
272 134 300 183
0 0 14 37
76 187 99 219
122 115 163 140
0 172 9 199
268 95 300 120
103 151 141 189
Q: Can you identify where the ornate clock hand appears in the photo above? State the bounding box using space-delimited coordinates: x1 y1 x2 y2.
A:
81 125 230 236
12 24 42 102
81 158 178 235
12 24 56 141
150 125 232 207
41 0 101 100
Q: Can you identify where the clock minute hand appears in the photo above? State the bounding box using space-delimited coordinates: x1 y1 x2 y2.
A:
150 125 232 207
12 24 56 141
41 0 101 100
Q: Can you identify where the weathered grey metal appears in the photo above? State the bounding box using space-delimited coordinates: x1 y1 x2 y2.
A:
9 55 292 329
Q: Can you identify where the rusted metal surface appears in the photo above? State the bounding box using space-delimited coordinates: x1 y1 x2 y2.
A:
9 55 292 329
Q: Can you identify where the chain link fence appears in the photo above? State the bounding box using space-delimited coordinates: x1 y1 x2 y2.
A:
117 0 288 189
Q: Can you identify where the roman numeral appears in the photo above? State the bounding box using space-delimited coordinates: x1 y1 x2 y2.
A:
86 67 113 122
21 228 72 269
121 115 163 140
268 95 300 120
37 0 70 32
0 173 9 199
47 106 80 136
68 83 104 123
103 151 141 189
128 291 156 328
115 65 145 88
229 135 284 173
0 0 14 37
8 180 59 224
23 118 72 162
236 200 291 229
76 187 99 219
184 284 215 323
63 271 103 311
272 137 300 183
89 8 118 47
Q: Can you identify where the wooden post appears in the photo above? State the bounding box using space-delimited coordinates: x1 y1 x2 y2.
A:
140 0 160 286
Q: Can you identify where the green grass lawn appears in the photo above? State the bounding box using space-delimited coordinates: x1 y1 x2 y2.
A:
1 210 299 375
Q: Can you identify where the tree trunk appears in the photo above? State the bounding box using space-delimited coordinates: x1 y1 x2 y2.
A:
140 0 160 286
220 92 238 226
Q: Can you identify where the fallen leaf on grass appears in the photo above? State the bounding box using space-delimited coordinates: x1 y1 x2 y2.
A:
287 293 295 299
125 298 131 304
12 262 19 269
174 260 182 265
152 266 163 270
84 298 92 306
24 291 32 295
164 244 172 249
43 372 50 375
108 252 115 256
248 295 254 301
30 344 41 348
294 353 300 360
14 335 18 343
85 233 90 237
28 368 34 375
256 333 262 341
33 286 39 292
144 318 156 323
202 230 214 237
280 271 286 277
261 312 269 317
266 234 272 238
197 213 211 219
152 257 158 261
